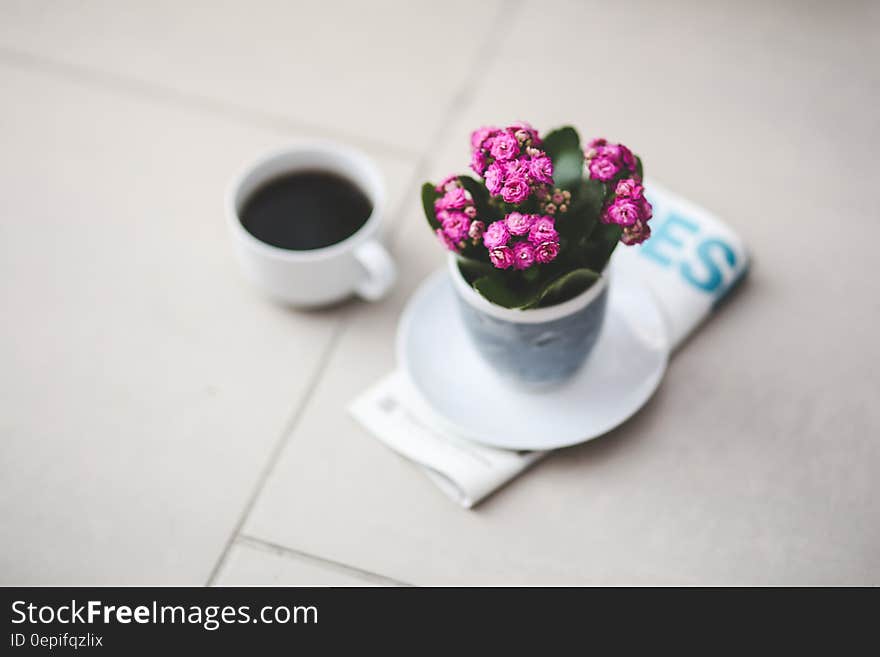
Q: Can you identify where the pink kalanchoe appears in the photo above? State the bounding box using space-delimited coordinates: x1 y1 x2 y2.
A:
441 211 471 242
602 177 653 242
603 177 652 226
513 128 531 143
430 125 650 270
597 143 636 172
489 245 514 269
615 177 644 199
604 197 642 226
483 220 510 249
508 121 540 145
484 162 505 195
528 215 558 244
529 155 554 184
488 131 519 162
534 240 560 264
435 186 469 210
616 144 637 171
621 220 651 245
435 228 458 252
512 241 536 270
470 149 487 176
470 126 497 151
505 211 534 236
468 220 485 241
584 137 606 159
640 196 653 221
588 156 620 182
434 174 459 193
501 176 531 204
503 158 530 179
587 140 637 181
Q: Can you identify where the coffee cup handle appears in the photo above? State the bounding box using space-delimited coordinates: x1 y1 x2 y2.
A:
353 240 396 301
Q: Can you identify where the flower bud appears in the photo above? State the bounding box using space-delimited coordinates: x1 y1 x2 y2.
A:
468 220 485 240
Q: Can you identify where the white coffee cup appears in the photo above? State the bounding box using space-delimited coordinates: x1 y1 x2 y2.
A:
226 141 396 306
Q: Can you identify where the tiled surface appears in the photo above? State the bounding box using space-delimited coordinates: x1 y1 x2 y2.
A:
2 1 879 585
214 537 401 586
244 209 878 586
243 1 880 585
0 0 504 154
0 61 412 584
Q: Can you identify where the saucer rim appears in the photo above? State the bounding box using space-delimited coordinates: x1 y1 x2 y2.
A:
396 267 669 450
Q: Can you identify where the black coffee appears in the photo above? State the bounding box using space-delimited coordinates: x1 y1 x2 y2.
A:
240 170 372 250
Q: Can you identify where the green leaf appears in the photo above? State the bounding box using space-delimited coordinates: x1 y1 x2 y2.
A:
458 175 488 208
531 267 600 309
421 182 440 230
582 222 622 273
553 150 585 190
473 274 538 309
635 156 644 180
542 126 584 191
554 178 604 253
542 126 581 158
573 178 607 217
458 174 502 225
522 267 540 283
456 256 494 285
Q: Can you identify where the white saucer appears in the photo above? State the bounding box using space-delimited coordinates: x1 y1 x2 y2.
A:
396 264 669 450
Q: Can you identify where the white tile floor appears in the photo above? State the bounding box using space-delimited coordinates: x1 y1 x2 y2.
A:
1 1 878 585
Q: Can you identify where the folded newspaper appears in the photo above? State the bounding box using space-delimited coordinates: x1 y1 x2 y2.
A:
351 182 749 508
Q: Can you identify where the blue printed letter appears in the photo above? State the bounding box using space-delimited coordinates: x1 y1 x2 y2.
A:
681 238 737 293
640 214 698 267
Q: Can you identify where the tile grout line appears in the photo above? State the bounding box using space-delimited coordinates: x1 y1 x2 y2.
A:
204 150 420 586
236 534 412 586
383 0 525 255
0 35 422 589
204 319 348 586
0 46 420 163
204 120 436 586
318 0 524 340
207 0 522 586
204 130 429 586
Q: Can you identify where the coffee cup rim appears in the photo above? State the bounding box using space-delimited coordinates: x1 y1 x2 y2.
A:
226 140 386 262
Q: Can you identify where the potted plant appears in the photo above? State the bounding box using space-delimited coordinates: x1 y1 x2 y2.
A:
421 122 653 387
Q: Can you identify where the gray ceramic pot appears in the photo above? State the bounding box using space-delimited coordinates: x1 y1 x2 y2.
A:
448 255 609 388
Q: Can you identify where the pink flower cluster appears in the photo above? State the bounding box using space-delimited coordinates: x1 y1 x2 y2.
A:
482 212 560 270
430 124 652 279
433 176 484 252
601 178 653 245
469 123 554 204
585 138 637 182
